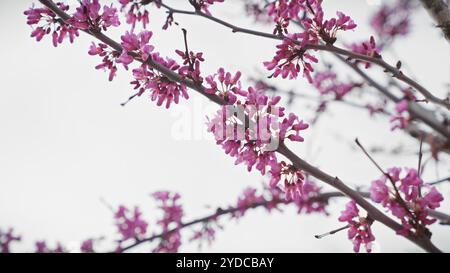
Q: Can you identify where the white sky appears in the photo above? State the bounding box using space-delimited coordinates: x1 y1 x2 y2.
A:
0 0 449 252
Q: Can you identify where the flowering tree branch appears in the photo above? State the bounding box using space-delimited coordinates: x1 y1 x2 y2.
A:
156 0 450 147
117 189 450 253
24 0 448 253
153 1 450 111
420 0 450 42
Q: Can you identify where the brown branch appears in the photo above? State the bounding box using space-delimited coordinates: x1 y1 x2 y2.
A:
37 0 443 253
420 0 450 42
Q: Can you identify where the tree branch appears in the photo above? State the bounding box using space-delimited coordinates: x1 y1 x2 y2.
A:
118 190 450 252
155 1 450 111
37 0 443 253
420 0 450 42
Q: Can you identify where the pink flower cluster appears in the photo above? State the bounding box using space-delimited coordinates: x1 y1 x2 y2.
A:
88 42 123 81
35 241 66 253
347 36 381 68
118 0 155 30
176 49 205 83
68 0 120 31
269 161 305 202
152 191 184 253
119 30 155 64
205 68 245 104
131 57 189 108
338 201 375 253
24 2 79 47
264 33 318 82
370 0 412 42
206 70 309 202
390 99 410 131
114 205 148 243
313 70 359 100
370 167 444 236
189 0 225 15
264 0 356 81
0 228 21 253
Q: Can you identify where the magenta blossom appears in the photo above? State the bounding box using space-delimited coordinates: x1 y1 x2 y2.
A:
370 0 412 42
152 191 184 253
119 30 155 65
0 228 21 253
88 43 124 81
176 49 205 83
114 205 148 242
338 201 375 253
347 36 381 68
130 56 189 109
24 2 79 47
264 33 318 82
204 68 246 104
118 0 155 30
68 0 120 31
369 167 444 236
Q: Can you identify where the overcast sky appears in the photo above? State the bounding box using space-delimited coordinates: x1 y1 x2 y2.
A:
0 0 449 252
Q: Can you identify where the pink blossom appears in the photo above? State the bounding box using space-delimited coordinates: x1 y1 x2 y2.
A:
390 99 411 131
204 68 245 104
130 57 189 109
338 201 375 253
369 167 444 236
313 70 359 100
80 239 95 253
176 49 205 83
118 0 154 30
119 31 155 64
152 191 184 253
0 228 21 253
347 36 381 68
114 205 148 242
370 0 412 42
35 241 66 253
69 0 120 31
24 3 79 47
370 177 390 205
264 33 318 82
88 42 122 81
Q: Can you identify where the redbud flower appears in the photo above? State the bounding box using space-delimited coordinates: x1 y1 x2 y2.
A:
338 201 375 253
313 70 358 100
369 167 444 236
176 49 205 83
390 99 411 131
0 228 21 253
264 33 318 82
69 0 120 31
118 0 154 30
80 239 95 253
88 43 123 81
114 205 148 242
119 30 155 64
370 0 412 42
130 57 189 109
24 2 79 47
35 241 66 253
347 36 381 68
204 68 246 104
152 191 184 253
